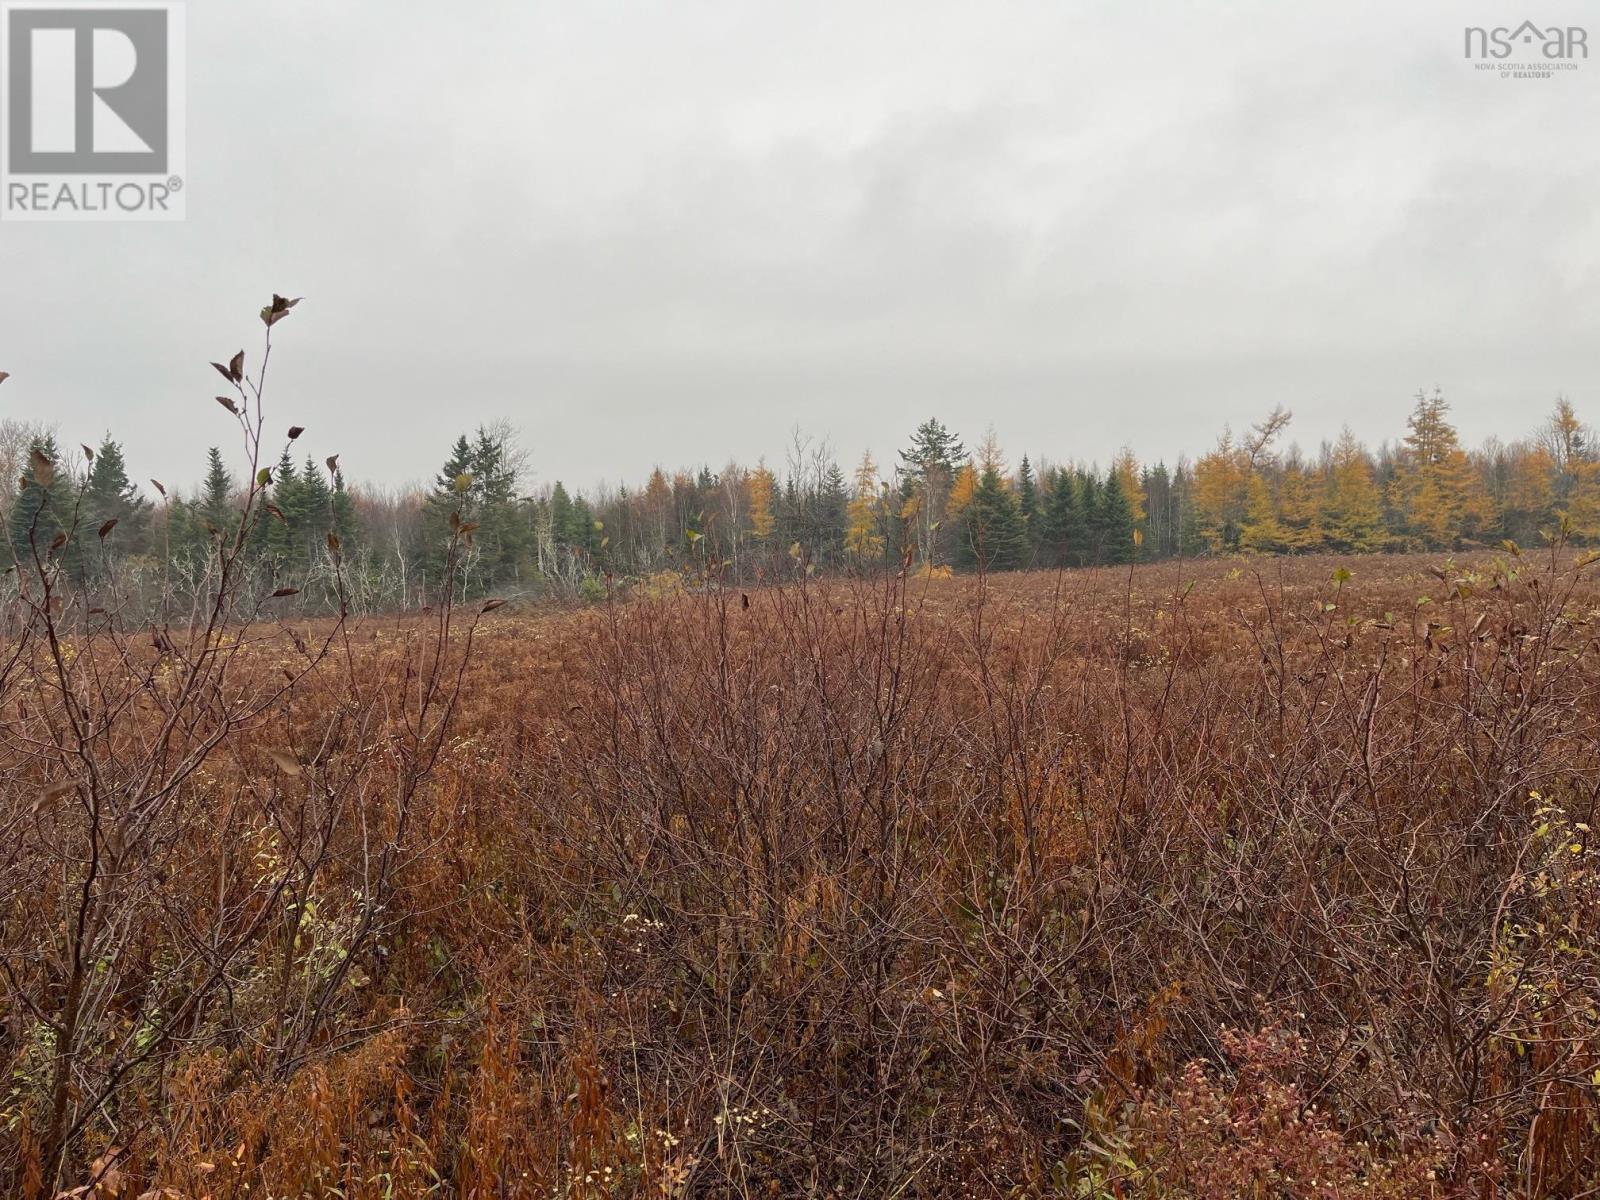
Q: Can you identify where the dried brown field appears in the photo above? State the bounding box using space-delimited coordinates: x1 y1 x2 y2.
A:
6 551 1600 1197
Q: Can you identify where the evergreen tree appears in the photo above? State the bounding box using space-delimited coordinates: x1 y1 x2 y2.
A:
550 482 577 548
9 436 82 581
547 481 599 559
1039 468 1084 567
82 436 149 577
1077 472 1102 563
252 451 307 567
299 454 334 567
199 448 236 544
423 434 480 586
1173 462 1205 557
436 435 476 494
818 462 848 564
779 474 804 552
1095 468 1136 564
899 418 966 567
1016 456 1038 561
569 495 599 555
898 418 966 486
330 467 358 551
958 463 1028 571
469 426 529 584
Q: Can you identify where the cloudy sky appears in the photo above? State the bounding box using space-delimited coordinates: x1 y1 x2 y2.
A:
3 0 1597 495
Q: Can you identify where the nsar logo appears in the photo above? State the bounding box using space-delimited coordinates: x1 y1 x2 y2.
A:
1464 20 1587 60
1 1 185 221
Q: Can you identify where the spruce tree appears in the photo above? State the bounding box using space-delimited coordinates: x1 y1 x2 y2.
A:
548 481 599 557
898 418 966 568
1038 468 1071 567
1016 456 1038 562
82 436 150 577
959 463 1028 571
250 452 305 569
780 475 803 552
898 418 966 486
9 436 80 580
423 435 477 584
1077 472 1100 564
330 468 358 551
1094 469 1136 564
423 428 528 592
550 482 578 548
818 462 848 564
1173 463 1205 557
298 455 334 567
275 453 308 557
570 495 599 554
470 427 528 586
199 448 236 543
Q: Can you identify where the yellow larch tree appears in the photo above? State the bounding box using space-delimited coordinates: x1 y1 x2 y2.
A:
1193 430 1248 552
746 463 777 541
1276 459 1323 552
1392 389 1490 548
1113 447 1146 524
946 462 979 521
844 451 885 562
1321 428 1384 552
1542 398 1600 539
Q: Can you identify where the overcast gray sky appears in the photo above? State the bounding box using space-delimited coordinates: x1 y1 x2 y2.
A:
3 0 1597 495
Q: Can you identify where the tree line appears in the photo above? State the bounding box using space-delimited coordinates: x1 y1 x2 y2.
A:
5 389 1597 608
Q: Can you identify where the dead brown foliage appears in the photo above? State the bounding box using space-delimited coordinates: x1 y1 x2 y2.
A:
6 549 1600 1197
